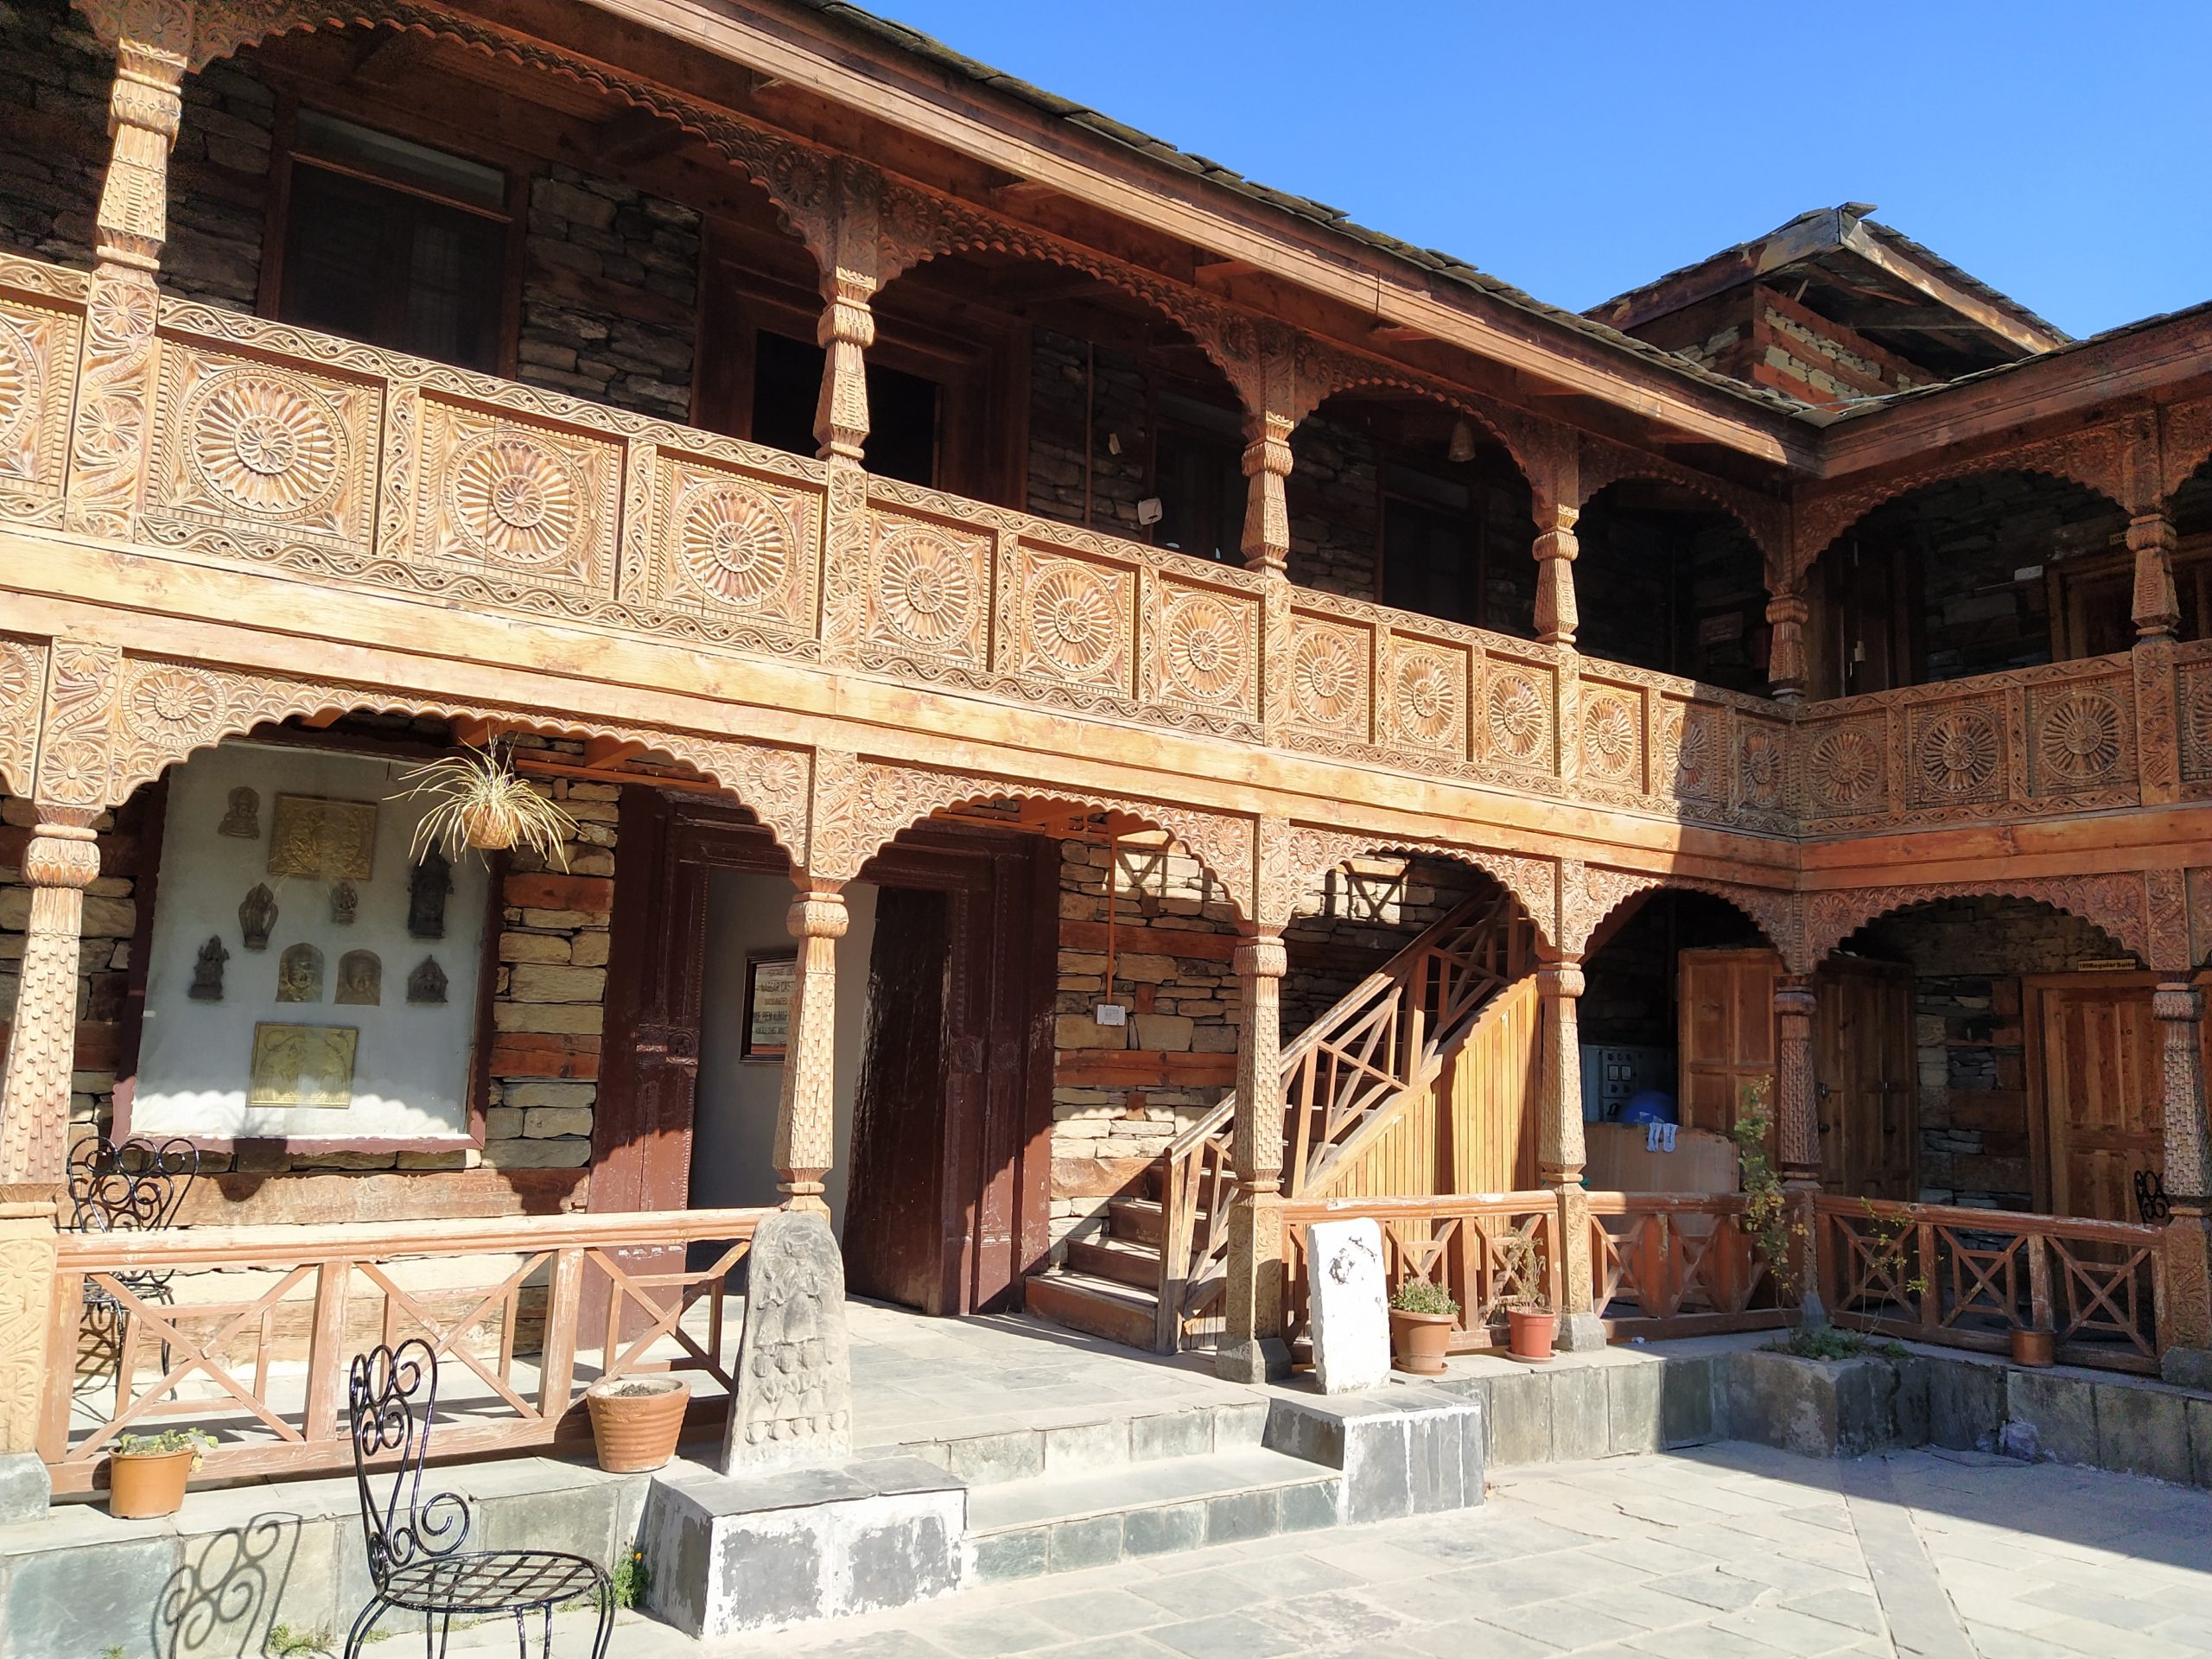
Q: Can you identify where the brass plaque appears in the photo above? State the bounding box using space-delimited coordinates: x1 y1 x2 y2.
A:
268 795 379 880
247 1022 359 1110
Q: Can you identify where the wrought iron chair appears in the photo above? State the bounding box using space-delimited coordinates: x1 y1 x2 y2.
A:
345 1341 613 1658
2136 1168 2172 1225
67 1135 198 1389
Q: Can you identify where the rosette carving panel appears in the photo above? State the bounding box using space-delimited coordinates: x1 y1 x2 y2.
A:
1018 548 1135 692
0 294 78 512
1385 635 1467 756
1287 614 1371 739
862 510 991 668
1482 659 1554 771
1905 696 2006 809
414 395 619 590
2027 678 2133 798
1144 577 1258 718
1736 721 1789 814
149 342 378 546
1658 700 1725 804
1803 717 1887 819
1578 685 1643 787
647 453 822 635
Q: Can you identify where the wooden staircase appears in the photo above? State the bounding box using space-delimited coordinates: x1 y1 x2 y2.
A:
1024 889 1535 1351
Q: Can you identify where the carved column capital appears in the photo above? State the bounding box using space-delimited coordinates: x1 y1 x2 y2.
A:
2129 511 2182 641
20 823 100 890
93 35 186 275
1535 958 1586 1001
1766 591 1810 702
786 887 851 943
1232 932 1287 983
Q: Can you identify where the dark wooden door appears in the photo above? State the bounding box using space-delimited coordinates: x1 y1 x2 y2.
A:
1678 948 1779 1138
1814 959 1916 1199
2033 976 2163 1222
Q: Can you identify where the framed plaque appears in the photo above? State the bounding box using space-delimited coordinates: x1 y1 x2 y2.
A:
742 951 797 1060
268 794 379 879
246 1022 359 1109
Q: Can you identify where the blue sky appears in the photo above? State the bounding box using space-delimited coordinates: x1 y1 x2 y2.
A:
870 2 2212 340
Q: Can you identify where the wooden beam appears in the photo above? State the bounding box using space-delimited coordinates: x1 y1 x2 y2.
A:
1192 257 1261 290
1840 221 2067 357
582 735 649 767
595 105 689 166
1368 321 1427 344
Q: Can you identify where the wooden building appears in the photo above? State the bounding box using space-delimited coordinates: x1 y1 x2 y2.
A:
1 0 2209 1497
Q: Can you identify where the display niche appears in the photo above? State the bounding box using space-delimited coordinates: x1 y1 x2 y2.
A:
131 740 491 1145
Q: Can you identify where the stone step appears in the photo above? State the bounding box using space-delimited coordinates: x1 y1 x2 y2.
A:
1023 1270 1160 1350
888 1395 1269 1488
965 1446 1340 1580
1065 1234 1163 1288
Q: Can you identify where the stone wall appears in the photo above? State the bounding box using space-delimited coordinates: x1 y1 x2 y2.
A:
1025 329 1152 537
1286 415 1379 597
1852 897 2128 1210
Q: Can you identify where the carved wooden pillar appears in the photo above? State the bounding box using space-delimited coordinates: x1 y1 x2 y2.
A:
1240 413 1292 575
810 161 880 467
771 887 849 1214
1536 955 1601 1348
68 25 188 537
2154 982 2212 1382
1532 501 1580 647
2130 512 2182 641
1217 929 1288 1382
0 822 99 1185
1773 975 1826 1321
1767 590 1809 702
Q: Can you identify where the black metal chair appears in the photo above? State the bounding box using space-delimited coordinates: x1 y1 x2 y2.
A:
67 1135 198 1386
2136 1168 2172 1224
345 1340 613 1658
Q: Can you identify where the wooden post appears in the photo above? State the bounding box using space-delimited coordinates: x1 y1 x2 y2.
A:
1773 975 1825 1323
1217 930 1287 1382
0 823 100 1185
0 1198 61 1517
2153 982 2212 1384
772 888 849 1214
1532 502 1580 646
1536 955 1603 1348
2130 512 2182 640
1766 590 1809 702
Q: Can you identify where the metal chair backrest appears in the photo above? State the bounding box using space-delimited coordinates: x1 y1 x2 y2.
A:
346 1340 472 1589
68 1135 197 1236
2136 1168 2172 1225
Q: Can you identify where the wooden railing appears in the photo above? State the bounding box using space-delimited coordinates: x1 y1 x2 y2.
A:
1587 1192 1785 1338
1818 1196 2164 1373
38 1206 769 1494
1155 891 1531 1349
1281 1192 1559 1354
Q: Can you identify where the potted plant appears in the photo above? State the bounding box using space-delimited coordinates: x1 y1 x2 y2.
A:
585 1375 690 1472
2010 1325 2056 1368
107 1427 214 1518
396 740 577 863
1497 1228 1556 1362
1387 1278 1458 1375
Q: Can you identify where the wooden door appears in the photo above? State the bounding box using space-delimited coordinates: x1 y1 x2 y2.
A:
1678 949 1779 1138
2032 976 2164 1222
1813 959 1916 1199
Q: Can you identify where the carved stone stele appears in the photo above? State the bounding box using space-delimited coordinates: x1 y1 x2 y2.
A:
721 1209 852 1473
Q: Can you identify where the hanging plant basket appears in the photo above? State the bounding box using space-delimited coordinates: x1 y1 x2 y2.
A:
395 740 577 868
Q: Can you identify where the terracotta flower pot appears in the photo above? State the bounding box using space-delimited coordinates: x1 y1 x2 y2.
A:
2010 1327 2056 1368
108 1447 196 1519
459 802 518 851
1389 1308 1454 1375
587 1376 690 1472
1507 1306 1557 1363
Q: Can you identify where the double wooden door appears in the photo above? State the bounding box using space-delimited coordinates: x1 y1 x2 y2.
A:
2031 976 2164 1222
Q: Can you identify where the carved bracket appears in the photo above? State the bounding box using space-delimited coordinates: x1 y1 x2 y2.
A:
1802 874 2153 969
1558 858 1807 970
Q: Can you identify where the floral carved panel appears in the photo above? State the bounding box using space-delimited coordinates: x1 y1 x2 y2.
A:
146 338 378 549
0 633 44 798
1802 715 1890 821
1015 543 1137 695
860 506 993 671
2179 658 2212 785
1577 681 1647 792
1143 574 1260 721
2024 674 2134 800
1481 655 1556 773
413 396 620 594
644 451 823 639
1285 612 1372 742
1904 693 2007 811
0 289 79 523
1382 632 1470 759
1657 698 1726 805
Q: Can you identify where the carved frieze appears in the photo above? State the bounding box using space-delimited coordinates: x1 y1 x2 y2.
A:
1577 682 1645 791
643 451 823 637
1802 874 2152 967
2024 676 2133 798
1904 695 2007 810
1281 824 1557 949
2179 656 2212 785
413 397 620 592
1482 657 1554 772
1144 574 1259 721
1802 715 1888 820
0 289 80 524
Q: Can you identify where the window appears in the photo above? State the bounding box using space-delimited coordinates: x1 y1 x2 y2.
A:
750 330 940 486
276 111 511 372
1382 466 1481 626
1153 423 1244 564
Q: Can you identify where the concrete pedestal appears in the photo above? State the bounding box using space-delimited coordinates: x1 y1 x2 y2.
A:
0 1457 48 1527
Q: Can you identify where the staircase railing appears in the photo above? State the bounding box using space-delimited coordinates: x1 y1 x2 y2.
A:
1154 889 1533 1350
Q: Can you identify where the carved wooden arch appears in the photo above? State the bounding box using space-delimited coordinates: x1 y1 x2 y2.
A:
74 0 844 272
804 750 1254 918
1560 859 1807 971
1792 418 2149 590
2161 395 2212 508
1575 435 1789 593
1802 875 2155 972
1287 337 1554 497
1268 823 1556 950
27 643 813 860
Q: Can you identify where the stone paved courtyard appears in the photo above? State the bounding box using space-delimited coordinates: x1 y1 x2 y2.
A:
449 1440 2212 1658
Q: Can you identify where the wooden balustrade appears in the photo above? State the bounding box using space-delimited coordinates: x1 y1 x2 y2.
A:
36 1205 770 1493
1281 1192 1559 1354
1818 1196 2164 1373
1586 1192 1786 1338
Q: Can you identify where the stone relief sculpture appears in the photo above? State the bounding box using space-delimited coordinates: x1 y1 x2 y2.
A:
406 957 447 1005
217 785 260 838
187 936 228 1002
408 850 452 940
276 942 324 1003
329 879 358 925
721 1209 852 1472
334 950 381 1007
238 883 276 951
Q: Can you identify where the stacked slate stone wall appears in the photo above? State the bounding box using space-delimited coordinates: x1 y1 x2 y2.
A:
1025 329 1151 536
1286 414 1380 597
0 0 109 272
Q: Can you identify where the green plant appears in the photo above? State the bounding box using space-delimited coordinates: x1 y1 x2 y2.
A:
1770 1325 1868 1361
613 1548 650 1611
264 1624 334 1658
114 1427 216 1465
102 1648 126 1659
1389 1277 1459 1318
1494 1226 1551 1312
1857 1196 1930 1299
395 741 576 868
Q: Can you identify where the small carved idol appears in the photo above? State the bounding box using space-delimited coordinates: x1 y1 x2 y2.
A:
276 942 325 1003
408 850 453 940
406 956 448 1005
330 880 359 926
238 883 277 951
187 936 229 1001
335 949 381 1006
218 786 261 839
